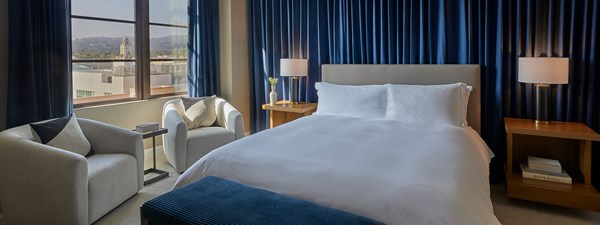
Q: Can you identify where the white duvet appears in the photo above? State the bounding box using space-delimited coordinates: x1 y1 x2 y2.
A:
174 115 501 225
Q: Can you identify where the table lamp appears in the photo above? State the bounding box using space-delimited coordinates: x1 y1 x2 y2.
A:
518 57 569 124
280 58 308 104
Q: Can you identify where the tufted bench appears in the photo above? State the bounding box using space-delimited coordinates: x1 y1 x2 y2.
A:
140 176 384 225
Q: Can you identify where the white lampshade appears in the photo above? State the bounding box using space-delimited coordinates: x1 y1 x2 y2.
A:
280 59 308 77
518 57 569 84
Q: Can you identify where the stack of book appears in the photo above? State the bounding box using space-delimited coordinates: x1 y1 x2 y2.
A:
520 156 572 184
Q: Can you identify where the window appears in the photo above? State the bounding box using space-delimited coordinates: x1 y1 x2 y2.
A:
76 90 95 98
71 0 188 106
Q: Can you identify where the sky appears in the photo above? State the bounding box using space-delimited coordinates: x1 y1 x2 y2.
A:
71 0 187 39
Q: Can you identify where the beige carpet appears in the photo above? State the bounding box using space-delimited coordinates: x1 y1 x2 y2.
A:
491 184 600 225
93 149 600 225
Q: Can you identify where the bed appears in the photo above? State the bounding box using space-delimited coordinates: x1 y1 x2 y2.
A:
174 64 501 225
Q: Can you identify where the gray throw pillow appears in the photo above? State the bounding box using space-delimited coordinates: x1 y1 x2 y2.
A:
184 96 217 130
29 114 94 157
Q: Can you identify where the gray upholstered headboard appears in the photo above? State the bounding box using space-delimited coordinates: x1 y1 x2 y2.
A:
321 64 481 134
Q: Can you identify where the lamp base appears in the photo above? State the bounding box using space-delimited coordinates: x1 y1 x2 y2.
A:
532 83 550 124
289 76 299 104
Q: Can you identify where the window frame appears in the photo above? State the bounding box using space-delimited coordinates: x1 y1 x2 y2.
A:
69 0 188 108
148 18 189 97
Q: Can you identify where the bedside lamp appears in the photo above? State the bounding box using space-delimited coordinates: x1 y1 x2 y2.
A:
280 59 308 104
518 57 569 124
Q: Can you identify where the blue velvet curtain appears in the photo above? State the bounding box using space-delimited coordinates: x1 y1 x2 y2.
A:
188 0 220 97
7 0 72 128
250 0 600 182
250 0 311 132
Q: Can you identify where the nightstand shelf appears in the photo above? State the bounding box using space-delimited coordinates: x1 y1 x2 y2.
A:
262 101 317 128
506 172 600 211
504 117 600 211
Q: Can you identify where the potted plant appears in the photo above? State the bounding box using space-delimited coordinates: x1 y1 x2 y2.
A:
268 77 278 106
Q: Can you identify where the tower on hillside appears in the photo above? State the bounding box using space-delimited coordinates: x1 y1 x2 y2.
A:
118 36 132 59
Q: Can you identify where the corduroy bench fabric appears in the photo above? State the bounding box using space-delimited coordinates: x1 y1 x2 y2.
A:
140 176 385 225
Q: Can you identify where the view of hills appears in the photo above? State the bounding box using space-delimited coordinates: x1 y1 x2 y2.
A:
72 35 187 60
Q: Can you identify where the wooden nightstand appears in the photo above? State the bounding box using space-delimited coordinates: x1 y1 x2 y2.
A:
504 117 600 211
262 101 317 128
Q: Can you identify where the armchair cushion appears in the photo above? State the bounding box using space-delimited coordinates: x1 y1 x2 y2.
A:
185 127 235 168
78 118 145 190
87 154 138 223
184 96 217 130
29 114 94 157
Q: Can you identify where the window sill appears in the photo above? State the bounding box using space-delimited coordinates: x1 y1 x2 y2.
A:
74 94 185 110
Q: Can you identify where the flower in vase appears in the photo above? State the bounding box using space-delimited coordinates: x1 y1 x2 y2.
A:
268 77 278 86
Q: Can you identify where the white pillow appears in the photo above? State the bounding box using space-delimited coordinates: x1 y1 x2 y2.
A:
386 83 471 127
184 96 217 130
315 82 388 119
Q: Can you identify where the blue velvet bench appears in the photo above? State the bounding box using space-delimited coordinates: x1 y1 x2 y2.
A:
140 176 385 225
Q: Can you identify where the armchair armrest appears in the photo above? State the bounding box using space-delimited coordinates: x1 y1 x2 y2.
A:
162 99 189 173
0 132 88 225
77 118 144 189
215 98 245 139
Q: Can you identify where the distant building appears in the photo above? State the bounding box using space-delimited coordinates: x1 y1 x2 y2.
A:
72 63 136 100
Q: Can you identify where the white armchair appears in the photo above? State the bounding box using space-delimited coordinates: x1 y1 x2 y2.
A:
162 97 244 173
0 118 144 225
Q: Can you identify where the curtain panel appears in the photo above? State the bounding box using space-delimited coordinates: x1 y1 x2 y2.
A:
249 0 599 182
7 0 72 128
188 0 220 97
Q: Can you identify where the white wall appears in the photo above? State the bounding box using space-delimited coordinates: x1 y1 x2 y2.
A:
220 0 251 134
74 97 179 148
0 0 8 131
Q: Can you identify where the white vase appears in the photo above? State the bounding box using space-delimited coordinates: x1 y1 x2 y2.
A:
269 86 277 106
